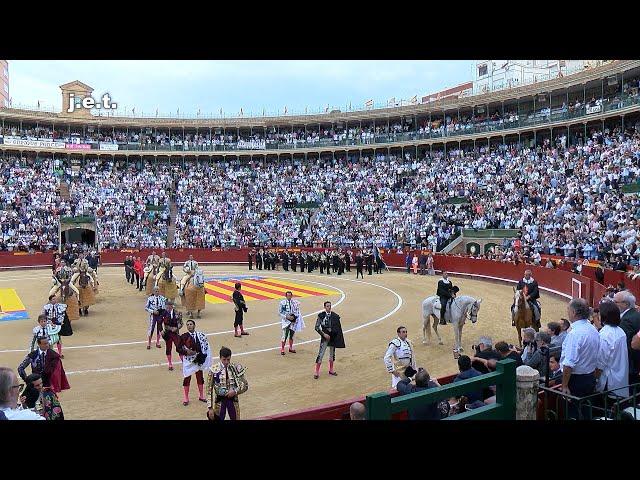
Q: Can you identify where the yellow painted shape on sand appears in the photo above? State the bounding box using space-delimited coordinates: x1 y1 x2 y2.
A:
0 288 27 312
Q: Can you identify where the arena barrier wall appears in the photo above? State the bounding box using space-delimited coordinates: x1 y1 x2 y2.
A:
1 249 635 305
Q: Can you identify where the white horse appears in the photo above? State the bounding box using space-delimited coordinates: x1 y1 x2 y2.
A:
421 295 483 358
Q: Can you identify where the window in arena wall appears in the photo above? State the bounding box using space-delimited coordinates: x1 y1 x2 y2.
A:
478 64 488 77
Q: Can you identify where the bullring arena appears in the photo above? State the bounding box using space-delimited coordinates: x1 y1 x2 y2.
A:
2 59 640 420
0 252 580 420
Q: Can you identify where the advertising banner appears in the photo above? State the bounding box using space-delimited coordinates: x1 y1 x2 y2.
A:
586 104 602 115
99 143 119 151
3 137 66 149
65 143 91 150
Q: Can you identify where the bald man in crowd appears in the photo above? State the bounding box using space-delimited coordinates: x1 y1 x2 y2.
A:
349 402 366 420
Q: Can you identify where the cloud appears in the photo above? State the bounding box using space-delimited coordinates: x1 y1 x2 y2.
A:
6 60 474 116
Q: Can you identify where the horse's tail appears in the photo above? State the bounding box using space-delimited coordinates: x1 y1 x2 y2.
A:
421 299 432 335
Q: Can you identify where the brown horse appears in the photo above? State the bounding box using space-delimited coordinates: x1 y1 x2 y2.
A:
145 264 159 294
158 265 178 303
512 288 538 346
181 268 205 318
58 278 80 321
77 271 96 316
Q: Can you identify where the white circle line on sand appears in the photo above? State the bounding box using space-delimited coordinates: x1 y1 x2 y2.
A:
63 275 404 375
0 274 346 353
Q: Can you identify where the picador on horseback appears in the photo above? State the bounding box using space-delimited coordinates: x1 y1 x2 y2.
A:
436 271 459 325
142 250 161 290
71 252 99 316
156 252 172 287
49 260 79 299
512 269 541 329
179 254 199 296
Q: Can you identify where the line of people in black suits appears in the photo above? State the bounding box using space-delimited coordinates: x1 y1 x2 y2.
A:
248 248 385 277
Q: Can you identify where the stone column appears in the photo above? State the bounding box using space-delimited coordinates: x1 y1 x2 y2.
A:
516 365 540 420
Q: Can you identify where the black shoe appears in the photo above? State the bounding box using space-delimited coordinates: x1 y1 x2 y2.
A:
439 318 447 325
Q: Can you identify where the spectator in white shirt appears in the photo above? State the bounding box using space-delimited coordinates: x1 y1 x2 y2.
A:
560 298 600 418
0 367 44 420
595 301 629 398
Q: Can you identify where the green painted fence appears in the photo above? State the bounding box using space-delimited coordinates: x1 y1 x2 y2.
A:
446 196 469 205
366 359 516 420
283 201 320 209
621 183 640 194
60 216 95 224
462 229 520 239
145 204 167 211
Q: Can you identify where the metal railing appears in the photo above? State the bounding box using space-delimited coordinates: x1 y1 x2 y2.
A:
366 359 516 420
539 382 640 420
2 94 639 155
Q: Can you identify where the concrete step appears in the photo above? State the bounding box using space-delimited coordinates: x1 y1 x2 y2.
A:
59 181 70 201
166 199 178 247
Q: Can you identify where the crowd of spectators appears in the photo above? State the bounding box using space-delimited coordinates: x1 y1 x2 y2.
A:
385 293 640 420
65 160 172 249
0 157 60 251
2 125 640 268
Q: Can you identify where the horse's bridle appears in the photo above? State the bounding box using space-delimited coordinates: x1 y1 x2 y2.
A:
451 298 479 324
469 301 479 324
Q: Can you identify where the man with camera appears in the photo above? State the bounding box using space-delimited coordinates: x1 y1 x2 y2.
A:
232 282 249 338
178 319 211 406
523 331 555 381
495 341 524 367
279 291 304 355
396 368 442 420
145 286 166 350
470 336 501 374
383 326 416 388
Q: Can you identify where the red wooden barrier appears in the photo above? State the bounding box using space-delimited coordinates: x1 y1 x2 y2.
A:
259 374 458 420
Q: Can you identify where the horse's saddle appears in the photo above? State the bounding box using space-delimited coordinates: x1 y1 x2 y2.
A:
433 298 453 312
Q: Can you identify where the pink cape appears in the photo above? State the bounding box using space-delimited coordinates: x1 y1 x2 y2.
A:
50 359 70 393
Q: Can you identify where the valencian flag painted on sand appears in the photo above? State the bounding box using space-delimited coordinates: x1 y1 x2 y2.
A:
203 276 338 305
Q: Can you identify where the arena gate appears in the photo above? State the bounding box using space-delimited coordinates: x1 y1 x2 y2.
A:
59 216 98 251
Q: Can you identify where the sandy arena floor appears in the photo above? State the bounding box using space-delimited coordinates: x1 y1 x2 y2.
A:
0 265 568 419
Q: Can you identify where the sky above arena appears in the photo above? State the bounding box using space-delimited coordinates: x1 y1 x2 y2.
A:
7 60 475 117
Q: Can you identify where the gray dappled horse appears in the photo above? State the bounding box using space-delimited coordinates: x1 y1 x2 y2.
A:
421 295 482 358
